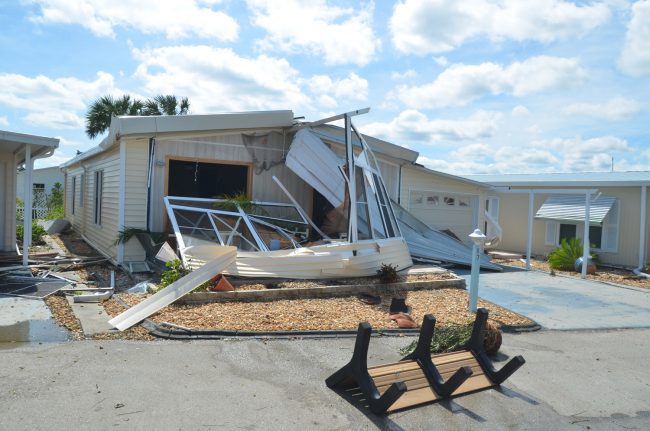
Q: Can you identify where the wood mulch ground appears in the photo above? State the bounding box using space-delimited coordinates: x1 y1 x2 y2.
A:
104 289 534 334
493 258 650 289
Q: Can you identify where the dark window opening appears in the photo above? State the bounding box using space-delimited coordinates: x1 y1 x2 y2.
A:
168 160 249 199
559 223 576 243
589 226 602 249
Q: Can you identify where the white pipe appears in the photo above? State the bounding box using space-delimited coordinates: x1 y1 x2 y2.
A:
638 185 647 270
526 191 533 270
581 192 591 279
22 144 32 266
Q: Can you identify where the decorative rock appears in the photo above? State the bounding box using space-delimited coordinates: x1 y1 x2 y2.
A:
484 321 502 355
574 256 597 274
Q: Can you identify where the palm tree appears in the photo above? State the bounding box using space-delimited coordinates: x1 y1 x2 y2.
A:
85 94 190 139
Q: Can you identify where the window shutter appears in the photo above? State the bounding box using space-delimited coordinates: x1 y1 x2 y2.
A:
602 200 619 252
545 221 558 245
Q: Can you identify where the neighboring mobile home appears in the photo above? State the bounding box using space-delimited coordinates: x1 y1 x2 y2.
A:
464 172 650 269
60 111 490 266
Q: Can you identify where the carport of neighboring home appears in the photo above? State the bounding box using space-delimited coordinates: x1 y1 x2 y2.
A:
465 172 650 269
0 130 59 264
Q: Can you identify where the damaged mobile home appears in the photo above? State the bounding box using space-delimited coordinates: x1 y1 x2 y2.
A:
61 108 499 274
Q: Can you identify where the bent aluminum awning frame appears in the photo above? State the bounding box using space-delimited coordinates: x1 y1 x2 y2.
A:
164 196 311 263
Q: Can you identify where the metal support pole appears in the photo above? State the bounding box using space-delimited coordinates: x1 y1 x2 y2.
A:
22 144 32 267
345 114 357 242
639 185 647 269
526 191 533 270
581 193 591 279
468 229 485 313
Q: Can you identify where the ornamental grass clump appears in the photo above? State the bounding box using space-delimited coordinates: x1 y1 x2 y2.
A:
548 238 597 271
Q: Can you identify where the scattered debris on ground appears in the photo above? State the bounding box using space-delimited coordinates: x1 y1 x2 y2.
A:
44 296 83 340
493 258 650 289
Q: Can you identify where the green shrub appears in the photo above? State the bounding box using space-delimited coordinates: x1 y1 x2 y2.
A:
159 259 190 288
45 205 65 220
400 321 474 355
16 220 47 244
548 238 597 271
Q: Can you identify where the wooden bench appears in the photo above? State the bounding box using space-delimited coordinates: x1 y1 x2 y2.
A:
326 308 525 414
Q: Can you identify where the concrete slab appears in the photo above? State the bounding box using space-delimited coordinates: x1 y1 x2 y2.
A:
0 296 68 347
0 330 647 430
456 267 650 329
66 296 113 337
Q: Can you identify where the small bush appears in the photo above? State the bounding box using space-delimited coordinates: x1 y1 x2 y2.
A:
16 220 47 244
377 263 400 284
45 205 65 220
548 238 597 271
400 321 474 355
159 259 190 288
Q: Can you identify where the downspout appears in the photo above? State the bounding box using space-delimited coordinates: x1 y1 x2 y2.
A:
146 137 155 231
634 185 649 277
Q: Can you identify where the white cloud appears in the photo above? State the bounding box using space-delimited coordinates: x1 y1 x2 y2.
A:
433 56 449 66
563 96 642 120
0 116 8 127
364 109 502 145
419 135 631 175
247 0 380 66
132 45 310 113
28 0 239 41
511 105 530 116
307 73 368 109
619 0 650 76
391 69 418 80
0 71 116 129
394 56 585 108
390 0 610 54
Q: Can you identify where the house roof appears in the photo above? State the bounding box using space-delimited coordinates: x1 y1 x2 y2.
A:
408 164 490 188
0 130 59 165
61 110 295 168
463 171 650 187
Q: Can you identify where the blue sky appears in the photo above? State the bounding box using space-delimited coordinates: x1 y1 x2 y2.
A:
1 0 648 174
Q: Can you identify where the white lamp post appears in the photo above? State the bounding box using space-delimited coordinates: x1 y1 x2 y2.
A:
468 228 486 313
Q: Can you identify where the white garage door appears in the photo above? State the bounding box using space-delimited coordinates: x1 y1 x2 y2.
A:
408 190 476 244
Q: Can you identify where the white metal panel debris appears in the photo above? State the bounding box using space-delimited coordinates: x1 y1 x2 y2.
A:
108 247 236 330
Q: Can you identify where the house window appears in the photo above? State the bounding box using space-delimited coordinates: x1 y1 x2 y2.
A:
71 177 76 215
559 224 576 243
443 196 455 206
544 199 619 252
94 171 103 225
33 183 45 190
426 195 439 205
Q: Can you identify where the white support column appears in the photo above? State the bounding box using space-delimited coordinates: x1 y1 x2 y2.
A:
22 144 32 266
345 114 357 242
526 191 534 270
581 192 591 279
639 185 647 269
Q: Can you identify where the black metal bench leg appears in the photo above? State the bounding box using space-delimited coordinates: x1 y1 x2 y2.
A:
469 308 526 385
325 322 408 415
401 314 473 397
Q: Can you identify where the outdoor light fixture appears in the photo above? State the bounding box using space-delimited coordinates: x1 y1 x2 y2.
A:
468 228 486 313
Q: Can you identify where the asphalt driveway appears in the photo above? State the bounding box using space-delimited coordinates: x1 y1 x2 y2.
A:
457 266 650 330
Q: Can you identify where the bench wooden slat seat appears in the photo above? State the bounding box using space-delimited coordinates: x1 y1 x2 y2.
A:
326 308 525 414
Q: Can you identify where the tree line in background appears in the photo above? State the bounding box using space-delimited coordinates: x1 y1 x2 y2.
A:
85 94 190 138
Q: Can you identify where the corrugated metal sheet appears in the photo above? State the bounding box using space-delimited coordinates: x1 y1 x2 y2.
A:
535 195 616 225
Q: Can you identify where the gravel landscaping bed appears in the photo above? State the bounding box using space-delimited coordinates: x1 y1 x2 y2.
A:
103 289 534 335
493 258 650 289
